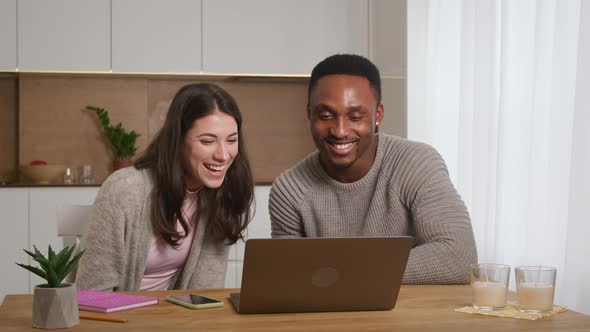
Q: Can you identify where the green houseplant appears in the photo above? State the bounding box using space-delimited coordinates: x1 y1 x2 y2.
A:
85 105 139 170
16 245 84 329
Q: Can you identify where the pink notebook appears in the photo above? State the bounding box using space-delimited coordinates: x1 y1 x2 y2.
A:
77 290 159 313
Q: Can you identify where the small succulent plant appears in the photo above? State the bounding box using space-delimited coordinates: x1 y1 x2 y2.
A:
16 245 84 288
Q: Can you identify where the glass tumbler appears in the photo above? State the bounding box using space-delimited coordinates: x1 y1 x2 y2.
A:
515 266 556 313
470 263 510 310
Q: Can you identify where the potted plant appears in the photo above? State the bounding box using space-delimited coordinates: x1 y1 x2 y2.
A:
85 105 140 171
16 245 85 329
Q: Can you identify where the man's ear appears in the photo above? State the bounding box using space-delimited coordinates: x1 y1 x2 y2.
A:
376 103 384 127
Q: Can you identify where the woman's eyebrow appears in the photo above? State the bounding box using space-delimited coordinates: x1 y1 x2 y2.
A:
197 132 238 138
197 133 217 138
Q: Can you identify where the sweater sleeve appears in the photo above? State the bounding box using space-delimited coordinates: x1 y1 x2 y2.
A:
400 147 478 284
269 172 306 238
75 173 130 291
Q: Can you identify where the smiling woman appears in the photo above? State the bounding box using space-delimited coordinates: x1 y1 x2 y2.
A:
75 83 254 292
182 111 239 191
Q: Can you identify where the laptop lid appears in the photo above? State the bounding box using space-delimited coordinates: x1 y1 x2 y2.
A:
231 236 413 314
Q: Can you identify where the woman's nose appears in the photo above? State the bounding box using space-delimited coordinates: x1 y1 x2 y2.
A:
213 143 230 161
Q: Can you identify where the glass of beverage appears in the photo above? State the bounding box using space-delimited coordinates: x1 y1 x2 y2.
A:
470 263 510 310
63 167 78 184
515 266 556 313
81 165 94 184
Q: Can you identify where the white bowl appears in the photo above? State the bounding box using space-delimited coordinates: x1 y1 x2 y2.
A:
20 165 67 184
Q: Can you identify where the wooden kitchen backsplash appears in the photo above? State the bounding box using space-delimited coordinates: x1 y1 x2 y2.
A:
0 76 17 181
18 75 315 184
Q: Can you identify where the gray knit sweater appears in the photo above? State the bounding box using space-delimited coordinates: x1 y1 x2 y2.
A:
269 133 477 284
75 167 229 291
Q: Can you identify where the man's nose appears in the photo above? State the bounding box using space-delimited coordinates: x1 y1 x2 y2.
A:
329 118 350 139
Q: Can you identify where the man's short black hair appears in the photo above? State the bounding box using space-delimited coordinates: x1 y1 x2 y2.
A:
308 54 382 104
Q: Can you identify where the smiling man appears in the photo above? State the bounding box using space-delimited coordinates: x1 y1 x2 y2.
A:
269 54 477 284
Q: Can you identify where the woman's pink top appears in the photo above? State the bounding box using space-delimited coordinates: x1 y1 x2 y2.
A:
140 190 199 290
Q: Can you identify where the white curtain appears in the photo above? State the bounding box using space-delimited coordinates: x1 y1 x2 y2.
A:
408 0 590 314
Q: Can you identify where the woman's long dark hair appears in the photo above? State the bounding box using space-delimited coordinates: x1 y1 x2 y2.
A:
135 83 254 246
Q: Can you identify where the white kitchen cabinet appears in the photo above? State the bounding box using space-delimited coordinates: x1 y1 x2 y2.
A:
238 185 272 261
224 260 240 289
112 0 201 73
0 189 29 303
202 0 369 75
18 0 110 71
224 186 271 288
248 186 272 240
0 0 17 70
1 185 266 292
14 0 372 74
28 187 99 289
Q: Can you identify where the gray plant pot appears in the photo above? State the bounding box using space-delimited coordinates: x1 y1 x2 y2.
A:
32 283 80 329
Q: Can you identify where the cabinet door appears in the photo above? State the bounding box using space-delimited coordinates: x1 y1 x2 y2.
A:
224 186 271 288
236 186 272 261
28 187 98 289
18 0 110 71
0 0 16 70
224 260 240 289
248 186 272 240
202 0 369 75
112 0 201 73
0 189 29 301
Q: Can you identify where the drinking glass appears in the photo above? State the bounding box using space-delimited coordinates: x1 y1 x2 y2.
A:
63 167 78 184
515 266 556 313
81 165 94 184
470 264 510 310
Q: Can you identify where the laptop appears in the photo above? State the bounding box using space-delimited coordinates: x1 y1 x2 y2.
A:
230 236 413 314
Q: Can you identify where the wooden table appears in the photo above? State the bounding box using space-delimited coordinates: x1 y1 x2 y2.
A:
1 286 589 331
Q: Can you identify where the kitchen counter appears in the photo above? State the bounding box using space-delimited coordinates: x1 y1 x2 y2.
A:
0 182 101 187
0 182 272 187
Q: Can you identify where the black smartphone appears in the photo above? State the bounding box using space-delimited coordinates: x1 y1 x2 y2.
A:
165 294 224 309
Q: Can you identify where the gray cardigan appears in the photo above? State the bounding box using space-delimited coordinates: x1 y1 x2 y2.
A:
75 167 229 291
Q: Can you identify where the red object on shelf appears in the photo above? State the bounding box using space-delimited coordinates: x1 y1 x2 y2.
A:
30 160 48 166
